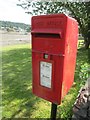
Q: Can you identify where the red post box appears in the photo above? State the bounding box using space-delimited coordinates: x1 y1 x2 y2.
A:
31 14 78 105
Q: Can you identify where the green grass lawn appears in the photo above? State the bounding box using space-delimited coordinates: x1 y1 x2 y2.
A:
2 43 90 119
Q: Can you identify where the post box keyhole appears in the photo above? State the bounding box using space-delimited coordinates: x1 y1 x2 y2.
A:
44 54 48 59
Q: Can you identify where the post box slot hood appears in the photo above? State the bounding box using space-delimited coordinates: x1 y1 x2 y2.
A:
31 30 62 39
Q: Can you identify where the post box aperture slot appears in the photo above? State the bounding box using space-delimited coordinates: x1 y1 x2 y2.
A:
34 33 61 39
40 61 52 89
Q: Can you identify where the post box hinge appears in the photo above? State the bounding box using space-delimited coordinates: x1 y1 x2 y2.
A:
32 50 65 57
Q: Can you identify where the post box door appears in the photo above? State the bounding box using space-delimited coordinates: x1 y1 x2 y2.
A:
32 49 64 104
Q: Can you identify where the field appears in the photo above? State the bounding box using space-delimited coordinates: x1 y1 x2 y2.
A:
1 32 90 119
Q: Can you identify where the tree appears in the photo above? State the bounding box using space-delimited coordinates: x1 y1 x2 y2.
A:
17 1 90 49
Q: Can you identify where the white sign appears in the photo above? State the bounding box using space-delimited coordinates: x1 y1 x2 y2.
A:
40 61 52 88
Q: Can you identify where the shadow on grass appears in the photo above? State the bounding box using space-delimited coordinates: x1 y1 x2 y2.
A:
2 48 40 118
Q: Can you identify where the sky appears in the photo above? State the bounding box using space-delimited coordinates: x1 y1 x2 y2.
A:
0 0 32 24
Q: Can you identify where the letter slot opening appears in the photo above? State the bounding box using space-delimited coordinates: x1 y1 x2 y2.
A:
34 33 61 39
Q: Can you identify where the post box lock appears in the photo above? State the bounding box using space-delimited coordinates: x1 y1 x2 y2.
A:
44 54 48 59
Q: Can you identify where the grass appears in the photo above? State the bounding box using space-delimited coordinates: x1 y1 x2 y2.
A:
2 42 90 119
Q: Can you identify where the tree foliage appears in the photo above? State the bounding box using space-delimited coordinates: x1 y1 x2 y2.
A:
18 1 90 48
0 20 30 30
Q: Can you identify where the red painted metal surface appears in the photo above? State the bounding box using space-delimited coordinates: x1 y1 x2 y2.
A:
31 14 78 105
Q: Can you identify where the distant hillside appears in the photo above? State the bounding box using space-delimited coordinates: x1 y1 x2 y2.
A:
0 21 31 32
